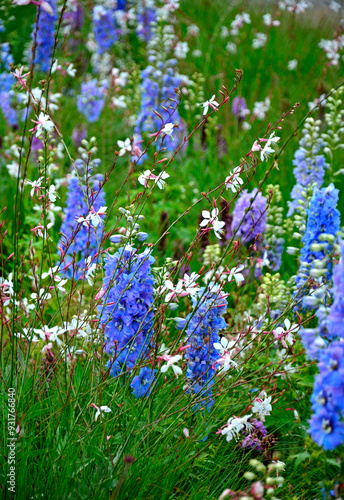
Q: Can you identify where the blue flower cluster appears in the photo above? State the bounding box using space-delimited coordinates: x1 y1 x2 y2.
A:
295 183 340 308
92 1 126 54
306 243 344 450
136 0 157 41
77 79 108 122
178 287 227 410
135 59 182 153
231 188 267 244
287 122 328 217
33 0 58 73
0 43 18 127
309 342 344 450
99 245 156 397
58 173 106 279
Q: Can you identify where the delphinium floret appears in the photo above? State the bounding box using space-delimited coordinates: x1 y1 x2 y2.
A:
177 286 228 410
77 79 108 122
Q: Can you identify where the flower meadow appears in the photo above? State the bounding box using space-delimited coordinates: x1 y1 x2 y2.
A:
1 0 344 498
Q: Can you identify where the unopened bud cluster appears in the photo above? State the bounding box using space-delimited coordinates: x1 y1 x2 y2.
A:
256 273 289 321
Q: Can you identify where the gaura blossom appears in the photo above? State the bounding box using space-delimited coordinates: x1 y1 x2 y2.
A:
228 264 245 285
138 169 170 190
200 208 225 239
30 112 55 137
252 392 272 420
199 95 219 115
160 354 183 377
225 166 244 193
273 318 299 348
117 138 132 156
91 404 112 421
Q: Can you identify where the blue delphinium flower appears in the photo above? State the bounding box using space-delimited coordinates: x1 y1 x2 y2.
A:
77 79 108 122
287 118 328 217
178 287 227 410
295 183 340 308
131 366 156 398
135 60 181 153
136 0 157 41
99 245 156 397
92 1 126 54
231 188 267 244
33 0 58 72
326 240 344 340
58 173 106 279
0 43 17 126
309 342 344 450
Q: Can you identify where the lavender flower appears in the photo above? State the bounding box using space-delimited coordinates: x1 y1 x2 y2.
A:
77 79 108 122
231 188 267 244
241 418 268 451
58 174 106 279
326 240 344 340
232 96 249 121
33 0 58 72
98 245 156 397
177 287 227 410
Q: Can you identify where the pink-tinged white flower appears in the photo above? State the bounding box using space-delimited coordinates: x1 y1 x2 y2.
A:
272 318 299 348
214 337 238 371
30 221 54 238
91 404 112 421
260 142 275 162
200 208 225 239
228 265 245 285
161 123 175 138
112 95 127 109
183 428 189 438
0 273 14 305
54 279 68 293
7 162 19 178
25 177 43 197
252 97 271 120
91 206 107 227
11 66 30 89
218 414 252 442
30 112 54 137
181 272 200 296
330 1 341 12
117 138 132 156
225 166 244 193
31 288 52 302
155 171 170 189
160 354 183 377
263 13 280 27
12 0 53 14
33 325 67 345
138 169 152 188
256 251 270 269
199 95 219 115
85 258 97 286
48 184 59 202
252 391 272 419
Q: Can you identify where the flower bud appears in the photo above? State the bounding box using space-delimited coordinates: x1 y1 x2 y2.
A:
137 232 148 241
110 234 125 244
244 472 256 480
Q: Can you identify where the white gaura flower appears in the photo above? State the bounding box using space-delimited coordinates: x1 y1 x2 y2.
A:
117 138 132 156
214 337 238 371
273 318 299 348
199 95 219 115
252 391 272 419
161 123 174 138
287 59 298 70
225 166 244 193
138 169 152 188
66 63 76 77
48 184 59 202
160 354 183 377
155 171 169 189
200 208 225 239
92 404 112 422
31 288 52 302
31 112 55 137
25 177 43 197
220 414 252 442
90 206 107 227
228 265 245 285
